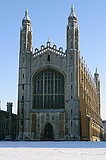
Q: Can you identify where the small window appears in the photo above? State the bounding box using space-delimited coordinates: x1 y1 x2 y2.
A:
23 74 24 78
22 96 24 100
47 55 50 61
71 73 73 81
71 109 73 115
71 41 73 48
22 84 24 90
21 108 23 114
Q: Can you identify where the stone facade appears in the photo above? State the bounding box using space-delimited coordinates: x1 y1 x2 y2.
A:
17 7 104 141
0 103 17 140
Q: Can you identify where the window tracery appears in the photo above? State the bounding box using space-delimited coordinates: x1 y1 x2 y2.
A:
33 69 64 109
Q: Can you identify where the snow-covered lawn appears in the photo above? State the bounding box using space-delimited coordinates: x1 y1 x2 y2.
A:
0 141 106 160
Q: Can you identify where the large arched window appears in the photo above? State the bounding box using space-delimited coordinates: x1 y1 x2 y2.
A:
33 69 64 109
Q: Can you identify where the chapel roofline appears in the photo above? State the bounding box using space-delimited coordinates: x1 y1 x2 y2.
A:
79 55 99 93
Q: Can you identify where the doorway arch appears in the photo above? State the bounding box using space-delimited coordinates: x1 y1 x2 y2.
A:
43 123 54 140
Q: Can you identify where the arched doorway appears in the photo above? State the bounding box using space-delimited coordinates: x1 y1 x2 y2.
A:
43 123 54 140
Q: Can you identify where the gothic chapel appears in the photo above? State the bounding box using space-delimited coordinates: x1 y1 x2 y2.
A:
17 6 104 141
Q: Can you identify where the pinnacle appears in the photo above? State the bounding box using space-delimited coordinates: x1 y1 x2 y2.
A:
70 5 76 18
23 9 30 21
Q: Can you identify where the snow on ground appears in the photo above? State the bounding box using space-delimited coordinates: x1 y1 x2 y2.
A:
0 141 106 160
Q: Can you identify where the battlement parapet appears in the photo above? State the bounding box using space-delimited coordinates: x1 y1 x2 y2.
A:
33 41 66 58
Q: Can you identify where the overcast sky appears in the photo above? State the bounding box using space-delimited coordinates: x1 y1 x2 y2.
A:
0 0 106 119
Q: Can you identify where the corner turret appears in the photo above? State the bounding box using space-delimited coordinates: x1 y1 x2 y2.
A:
66 5 79 50
20 9 32 52
18 9 32 140
94 68 100 94
66 6 80 140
